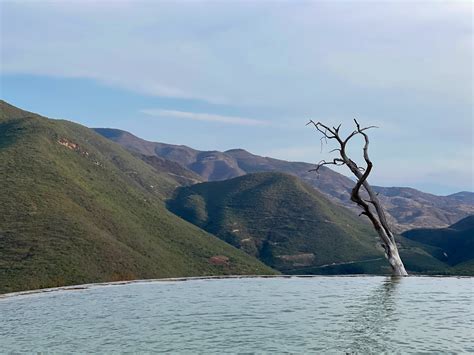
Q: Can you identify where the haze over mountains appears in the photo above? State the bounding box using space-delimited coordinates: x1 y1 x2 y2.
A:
95 128 474 232
1 100 473 293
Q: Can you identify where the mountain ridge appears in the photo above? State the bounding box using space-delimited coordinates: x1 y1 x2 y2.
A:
402 215 474 267
0 101 275 293
1 101 471 294
167 171 453 275
95 128 474 232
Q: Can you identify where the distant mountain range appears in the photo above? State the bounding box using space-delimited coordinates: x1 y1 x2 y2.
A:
1 100 472 293
95 128 474 232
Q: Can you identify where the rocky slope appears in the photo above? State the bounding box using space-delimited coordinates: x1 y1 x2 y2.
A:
95 128 474 232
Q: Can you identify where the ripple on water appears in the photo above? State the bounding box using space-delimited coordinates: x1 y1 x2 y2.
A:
0 276 472 353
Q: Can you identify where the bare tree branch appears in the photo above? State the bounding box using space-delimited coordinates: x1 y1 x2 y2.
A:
307 118 408 276
309 158 346 173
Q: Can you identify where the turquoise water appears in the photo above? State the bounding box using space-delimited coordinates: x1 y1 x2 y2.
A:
0 276 472 353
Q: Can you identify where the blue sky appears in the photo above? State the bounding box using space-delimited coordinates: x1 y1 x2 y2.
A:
1 0 472 195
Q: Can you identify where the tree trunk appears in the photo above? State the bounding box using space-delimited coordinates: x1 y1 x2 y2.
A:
307 119 408 276
386 243 408 276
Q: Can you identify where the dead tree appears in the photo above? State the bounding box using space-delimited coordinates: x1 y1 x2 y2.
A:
307 119 408 276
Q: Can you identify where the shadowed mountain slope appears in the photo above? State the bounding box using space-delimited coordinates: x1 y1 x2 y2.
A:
137 154 203 186
0 101 275 293
95 128 474 232
167 172 449 275
402 215 474 266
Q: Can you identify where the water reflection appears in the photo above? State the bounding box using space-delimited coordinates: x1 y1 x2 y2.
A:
0 277 471 353
346 276 402 353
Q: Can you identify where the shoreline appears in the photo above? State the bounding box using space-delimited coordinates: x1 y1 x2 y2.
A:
1 274 471 299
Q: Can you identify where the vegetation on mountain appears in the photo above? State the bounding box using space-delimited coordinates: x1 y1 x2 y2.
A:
0 101 275 293
1 100 471 294
137 153 203 186
168 172 382 272
168 172 450 274
402 215 474 267
96 128 474 232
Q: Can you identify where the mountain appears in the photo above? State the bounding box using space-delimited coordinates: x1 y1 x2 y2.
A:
446 191 474 205
167 172 449 275
402 215 474 267
137 154 203 186
95 128 474 232
94 128 246 180
370 187 474 231
0 101 275 293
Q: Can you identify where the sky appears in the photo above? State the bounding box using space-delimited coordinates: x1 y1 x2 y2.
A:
0 0 472 195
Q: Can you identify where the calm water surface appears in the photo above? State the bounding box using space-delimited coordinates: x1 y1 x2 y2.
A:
0 276 472 353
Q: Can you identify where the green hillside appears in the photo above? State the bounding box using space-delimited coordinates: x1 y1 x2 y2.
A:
96 128 474 233
167 172 453 275
137 153 203 186
450 259 474 276
0 101 275 293
168 172 381 272
402 216 474 266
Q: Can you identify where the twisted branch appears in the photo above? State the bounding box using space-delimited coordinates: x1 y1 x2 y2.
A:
307 118 407 275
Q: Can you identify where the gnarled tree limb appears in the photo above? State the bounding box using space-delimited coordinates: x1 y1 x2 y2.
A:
308 119 408 276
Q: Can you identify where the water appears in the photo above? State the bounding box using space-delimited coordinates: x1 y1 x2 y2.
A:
0 276 472 353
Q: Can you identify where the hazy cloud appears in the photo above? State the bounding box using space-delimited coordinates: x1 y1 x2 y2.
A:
1 1 471 106
1 0 472 193
141 109 271 127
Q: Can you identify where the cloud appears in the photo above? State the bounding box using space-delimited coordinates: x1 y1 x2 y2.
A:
140 109 271 127
1 1 472 193
1 1 471 106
